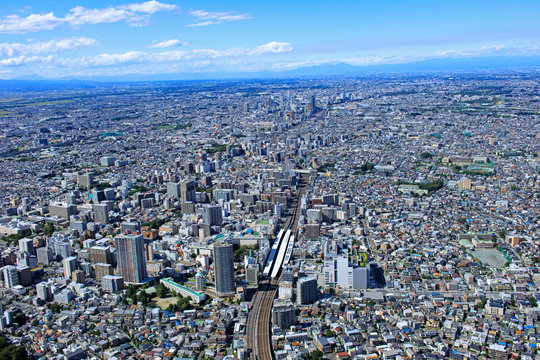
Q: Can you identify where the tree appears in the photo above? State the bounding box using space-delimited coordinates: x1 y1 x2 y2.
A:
360 162 374 172
46 303 63 314
0 335 31 360
176 296 193 311
306 350 323 360
155 283 167 298
420 152 433 159
13 312 26 327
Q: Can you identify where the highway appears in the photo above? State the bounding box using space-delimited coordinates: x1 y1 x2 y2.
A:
246 174 306 360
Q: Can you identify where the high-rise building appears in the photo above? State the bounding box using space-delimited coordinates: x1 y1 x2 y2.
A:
324 255 369 289
72 269 86 284
180 180 196 202
102 275 124 292
115 234 147 284
203 205 223 226
36 247 53 266
245 264 259 286
271 300 295 329
63 256 78 280
92 204 110 224
213 243 234 296
89 246 112 264
195 272 206 291
77 173 94 189
297 277 318 304
166 182 181 199
18 238 35 256
91 190 105 204
94 263 113 281
49 202 78 219
17 266 32 286
54 241 71 260
100 156 116 167
2 266 19 288
36 282 51 301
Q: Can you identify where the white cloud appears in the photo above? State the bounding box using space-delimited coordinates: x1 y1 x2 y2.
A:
6 41 293 71
0 13 63 34
65 6 137 26
249 41 293 55
187 9 251 27
0 37 98 57
151 39 187 48
0 1 177 33
122 0 178 14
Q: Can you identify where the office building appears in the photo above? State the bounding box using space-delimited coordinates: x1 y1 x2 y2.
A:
63 256 78 280
213 189 234 203
120 222 140 234
92 203 110 224
166 182 181 199
72 269 86 284
36 282 51 301
49 202 78 219
54 241 71 260
91 190 105 204
181 180 196 202
102 275 124 292
18 238 35 256
89 246 112 264
100 156 116 167
2 266 19 288
246 264 259 286
17 266 32 286
324 255 369 289
36 247 53 266
115 234 147 284
94 263 114 281
213 242 234 296
203 205 223 226
77 173 94 188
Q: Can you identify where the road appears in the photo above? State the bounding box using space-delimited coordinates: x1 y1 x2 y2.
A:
246 174 306 360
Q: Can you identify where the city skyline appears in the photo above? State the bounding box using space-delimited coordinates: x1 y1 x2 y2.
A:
0 0 539 79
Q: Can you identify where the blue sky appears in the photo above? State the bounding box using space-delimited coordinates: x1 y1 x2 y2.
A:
0 0 538 78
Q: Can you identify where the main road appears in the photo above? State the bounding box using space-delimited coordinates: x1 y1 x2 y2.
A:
246 174 306 360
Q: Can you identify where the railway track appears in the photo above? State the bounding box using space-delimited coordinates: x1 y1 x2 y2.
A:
246 174 306 360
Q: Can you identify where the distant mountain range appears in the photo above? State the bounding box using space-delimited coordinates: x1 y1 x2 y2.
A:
2 55 540 85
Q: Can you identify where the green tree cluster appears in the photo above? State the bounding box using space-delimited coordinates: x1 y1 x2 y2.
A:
143 218 165 230
129 184 148 196
0 335 31 360
166 295 193 313
233 244 259 262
